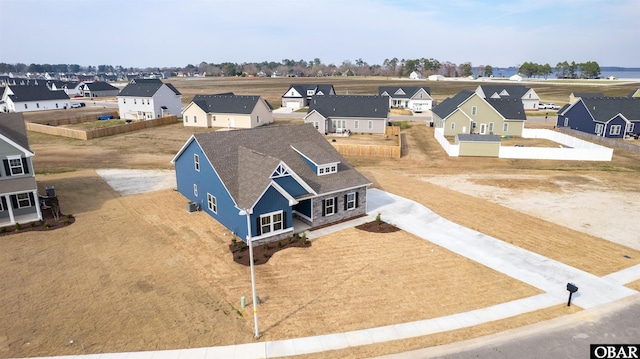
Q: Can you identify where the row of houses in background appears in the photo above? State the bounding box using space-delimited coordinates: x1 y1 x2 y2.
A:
0 80 120 112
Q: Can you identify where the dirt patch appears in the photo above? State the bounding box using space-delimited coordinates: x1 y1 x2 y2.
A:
229 236 311 266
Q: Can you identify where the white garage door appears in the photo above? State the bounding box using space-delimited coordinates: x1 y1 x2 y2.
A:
286 101 301 109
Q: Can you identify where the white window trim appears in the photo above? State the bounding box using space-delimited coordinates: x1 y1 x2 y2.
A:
194 154 200 171
610 125 621 135
17 193 31 208
346 192 356 210
193 184 198 197
207 193 217 213
8 156 24 175
488 122 494 132
595 123 604 134
368 120 373 129
503 123 509 132
354 120 359 129
471 106 477 115
184 115 188 123
260 210 284 234
325 197 335 216
451 122 455 130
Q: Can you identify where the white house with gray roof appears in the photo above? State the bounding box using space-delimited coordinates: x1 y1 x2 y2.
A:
182 93 273 129
1 85 70 112
378 86 434 112
304 95 389 135
117 79 182 120
281 84 336 109
171 124 371 245
0 113 42 227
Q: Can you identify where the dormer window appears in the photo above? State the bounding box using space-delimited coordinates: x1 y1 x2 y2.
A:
317 164 337 176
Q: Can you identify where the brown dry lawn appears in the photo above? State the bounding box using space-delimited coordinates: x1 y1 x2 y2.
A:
2 78 640 358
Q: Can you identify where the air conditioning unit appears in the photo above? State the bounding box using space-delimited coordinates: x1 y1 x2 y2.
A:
187 201 198 213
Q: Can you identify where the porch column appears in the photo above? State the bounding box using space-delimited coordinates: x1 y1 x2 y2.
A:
5 194 15 224
33 190 43 221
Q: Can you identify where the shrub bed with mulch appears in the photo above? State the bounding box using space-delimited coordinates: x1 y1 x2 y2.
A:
229 233 311 266
0 207 75 237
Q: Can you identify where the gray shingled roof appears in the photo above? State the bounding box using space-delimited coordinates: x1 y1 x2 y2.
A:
118 79 181 97
4 85 70 102
477 85 530 99
377 86 431 99
572 92 604 99
84 81 119 91
190 124 370 209
580 97 640 123
0 112 31 151
486 98 526 120
431 90 474 119
307 95 389 119
191 94 269 114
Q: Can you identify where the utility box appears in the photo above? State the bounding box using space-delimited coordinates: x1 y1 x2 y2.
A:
187 202 198 213
46 186 56 198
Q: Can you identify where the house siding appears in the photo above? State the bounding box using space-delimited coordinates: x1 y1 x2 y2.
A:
249 186 293 244
182 105 209 127
304 112 327 134
442 111 472 136
174 140 245 238
557 102 597 135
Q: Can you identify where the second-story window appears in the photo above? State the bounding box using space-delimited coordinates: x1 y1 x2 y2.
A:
9 158 24 175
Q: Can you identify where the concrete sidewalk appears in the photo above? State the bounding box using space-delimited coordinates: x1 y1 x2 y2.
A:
33 189 640 359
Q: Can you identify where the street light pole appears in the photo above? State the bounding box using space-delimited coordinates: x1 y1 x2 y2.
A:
244 209 260 338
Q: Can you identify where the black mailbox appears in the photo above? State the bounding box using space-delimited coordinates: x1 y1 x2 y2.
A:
566 282 578 306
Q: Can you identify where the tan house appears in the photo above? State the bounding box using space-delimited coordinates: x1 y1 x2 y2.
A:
182 94 273 129
433 90 527 137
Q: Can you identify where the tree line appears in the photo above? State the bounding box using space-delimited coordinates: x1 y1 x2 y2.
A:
1 59 600 79
518 61 601 79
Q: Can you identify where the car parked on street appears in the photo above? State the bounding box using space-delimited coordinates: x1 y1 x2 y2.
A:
545 103 560 110
538 104 547 110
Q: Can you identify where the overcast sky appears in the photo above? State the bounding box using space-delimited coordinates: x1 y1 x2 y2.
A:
0 0 638 69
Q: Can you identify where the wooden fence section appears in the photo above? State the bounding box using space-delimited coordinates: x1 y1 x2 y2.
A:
26 116 179 140
385 126 400 136
332 128 402 159
27 111 120 126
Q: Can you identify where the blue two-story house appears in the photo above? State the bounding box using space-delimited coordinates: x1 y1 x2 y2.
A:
0 113 42 227
171 124 371 245
557 97 640 138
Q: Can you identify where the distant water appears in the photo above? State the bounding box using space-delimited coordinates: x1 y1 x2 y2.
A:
482 68 640 80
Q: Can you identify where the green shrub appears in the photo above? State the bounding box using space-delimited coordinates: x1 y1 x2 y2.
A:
376 213 382 225
15 223 21 231
44 222 51 228
278 241 283 248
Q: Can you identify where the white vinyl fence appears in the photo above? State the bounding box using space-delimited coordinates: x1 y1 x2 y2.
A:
433 127 613 161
